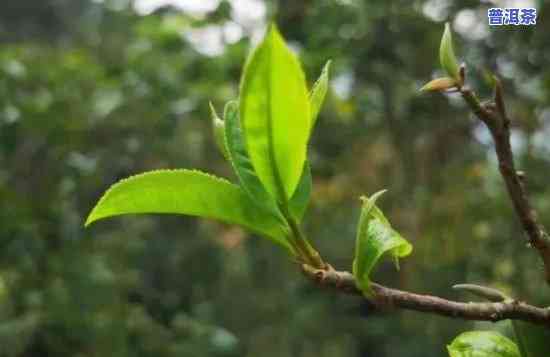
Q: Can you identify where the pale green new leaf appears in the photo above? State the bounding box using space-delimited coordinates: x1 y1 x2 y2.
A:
240 25 311 202
224 100 282 219
447 331 520 357
209 102 230 160
353 190 413 296
309 60 331 130
440 23 460 82
85 169 292 252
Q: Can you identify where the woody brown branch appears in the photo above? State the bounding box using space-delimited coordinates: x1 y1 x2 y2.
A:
460 85 550 284
298 80 550 326
302 264 550 326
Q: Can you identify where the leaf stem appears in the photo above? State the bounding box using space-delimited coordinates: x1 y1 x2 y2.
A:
279 203 325 269
289 216 325 269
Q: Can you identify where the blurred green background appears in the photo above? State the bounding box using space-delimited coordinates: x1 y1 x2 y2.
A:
1 0 549 356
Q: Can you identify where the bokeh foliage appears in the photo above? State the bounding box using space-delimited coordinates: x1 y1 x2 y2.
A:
1 0 550 356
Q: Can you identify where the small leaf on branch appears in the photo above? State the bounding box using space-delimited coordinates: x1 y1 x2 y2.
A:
439 23 461 85
352 190 413 296
85 169 293 252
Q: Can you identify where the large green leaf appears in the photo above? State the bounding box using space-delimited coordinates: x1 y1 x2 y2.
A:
288 162 312 222
447 331 520 357
239 25 310 202
224 100 282 219
309 60 331 131
352 191 412 296
85 169 292 252
512 321 550 357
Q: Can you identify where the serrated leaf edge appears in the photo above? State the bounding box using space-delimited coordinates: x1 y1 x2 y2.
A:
85 169 235 227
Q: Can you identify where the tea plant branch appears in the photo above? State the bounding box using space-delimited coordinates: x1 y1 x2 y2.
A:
86 24 550 355
301 264 550 327
459 81 550 284
428 23 550 284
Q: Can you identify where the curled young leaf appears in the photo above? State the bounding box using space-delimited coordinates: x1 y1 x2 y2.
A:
447 331 520 357
239 24 311 203
420 77 457 92
439 23 461 84
85 169 293 253
209 102 230 160
352 190 413 296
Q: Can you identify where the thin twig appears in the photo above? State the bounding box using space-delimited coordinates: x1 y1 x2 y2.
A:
302 264 550 326
459 83 550 284
296 77 550 326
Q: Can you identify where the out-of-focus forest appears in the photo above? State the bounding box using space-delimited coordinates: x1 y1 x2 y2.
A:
0 0 549 356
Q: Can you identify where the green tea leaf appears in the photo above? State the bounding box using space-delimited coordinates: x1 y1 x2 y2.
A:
440 23 460 83
85 169 292 252
309 60 331 130
447 331 520 357
288 162 312 222
512 321 550 357
353 190 413 296
239 24 311 202
224 100 282 219
209 102 230 160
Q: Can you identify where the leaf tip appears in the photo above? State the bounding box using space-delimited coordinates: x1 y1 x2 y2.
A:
439 22 460 82
84 209 98 227
266 22 282 41
323 59 332 73
364 189 387 202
